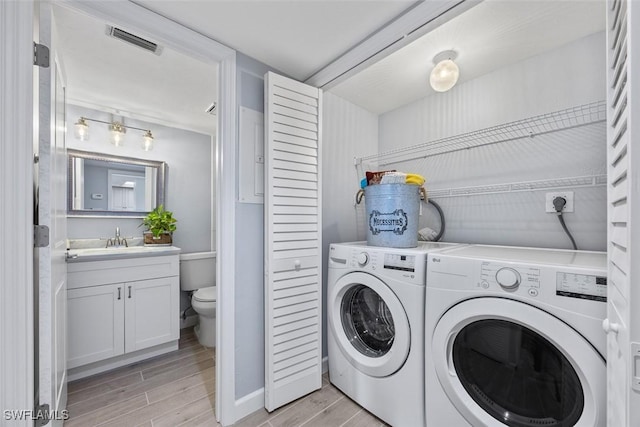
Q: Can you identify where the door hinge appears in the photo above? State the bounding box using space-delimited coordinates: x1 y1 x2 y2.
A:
34 225 50 248
632 342 640 392
33 43 50 68
34 403 50 427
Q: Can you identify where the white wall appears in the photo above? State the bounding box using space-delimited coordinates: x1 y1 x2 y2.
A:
378 32 607 251
66 104 214 254
233 52 283 399
321 93 379 355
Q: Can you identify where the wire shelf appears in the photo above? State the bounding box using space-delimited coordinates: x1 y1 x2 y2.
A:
427 175 607 199
357 100 607 166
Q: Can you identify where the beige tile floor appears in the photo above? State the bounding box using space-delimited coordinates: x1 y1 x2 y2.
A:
65 328 386 427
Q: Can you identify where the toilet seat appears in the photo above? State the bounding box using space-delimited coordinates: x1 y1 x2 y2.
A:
193 286 217 302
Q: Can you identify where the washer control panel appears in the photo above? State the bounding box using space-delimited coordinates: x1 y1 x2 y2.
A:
328 244 427 285
356 252 369 266
383 253 416 272
347 250 379 270
344 250 417 273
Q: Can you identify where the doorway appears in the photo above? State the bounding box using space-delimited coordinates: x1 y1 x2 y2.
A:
38 1 236 424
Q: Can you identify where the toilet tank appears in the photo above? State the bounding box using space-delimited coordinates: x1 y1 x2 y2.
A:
180 251 216 291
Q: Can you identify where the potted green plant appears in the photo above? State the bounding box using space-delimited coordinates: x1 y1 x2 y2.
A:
140 205 177 246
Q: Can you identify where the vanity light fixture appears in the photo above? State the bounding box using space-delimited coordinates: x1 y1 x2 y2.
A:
73 116 155 150
74 117 89 141
109 122 126 147
430 50 459 92
142 130 154 151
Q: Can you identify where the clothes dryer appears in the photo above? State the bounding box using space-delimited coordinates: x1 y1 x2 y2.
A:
425 245 607 427
328 241 462 426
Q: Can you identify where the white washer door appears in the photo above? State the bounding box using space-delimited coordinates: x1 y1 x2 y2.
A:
329 272 410 377
432 298 605 427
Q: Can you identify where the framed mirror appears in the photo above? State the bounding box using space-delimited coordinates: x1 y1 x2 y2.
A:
67 149 166 217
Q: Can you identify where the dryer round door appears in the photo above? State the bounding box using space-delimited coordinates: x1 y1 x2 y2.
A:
329 272 410 377
432 298 605 427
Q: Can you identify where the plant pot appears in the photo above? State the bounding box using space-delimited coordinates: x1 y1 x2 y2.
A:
143 231 172 246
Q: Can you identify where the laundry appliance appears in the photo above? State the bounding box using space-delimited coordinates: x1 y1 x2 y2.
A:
327 241 463 426
425 244 607 427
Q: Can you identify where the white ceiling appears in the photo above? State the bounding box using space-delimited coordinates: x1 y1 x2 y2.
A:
53 0 606 134
53 1 417 135
54 4 219 135
330 0 606 114
133 0 418 81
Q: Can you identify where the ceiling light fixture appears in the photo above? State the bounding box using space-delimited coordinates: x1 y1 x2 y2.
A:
73 116 155 151
430 50 459 92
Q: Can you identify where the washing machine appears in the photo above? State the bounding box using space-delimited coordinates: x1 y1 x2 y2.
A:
328 241 463 427
425 244 607 427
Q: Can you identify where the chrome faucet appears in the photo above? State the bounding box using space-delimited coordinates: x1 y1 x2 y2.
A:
105 227 128 248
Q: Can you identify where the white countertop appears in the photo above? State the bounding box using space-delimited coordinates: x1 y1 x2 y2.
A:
66 245 181 262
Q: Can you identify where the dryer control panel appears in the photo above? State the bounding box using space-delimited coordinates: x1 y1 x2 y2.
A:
427 246 607 321
556 272 607 302
480 262 540 291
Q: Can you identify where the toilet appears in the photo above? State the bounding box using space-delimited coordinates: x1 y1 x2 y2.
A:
180 251 217 347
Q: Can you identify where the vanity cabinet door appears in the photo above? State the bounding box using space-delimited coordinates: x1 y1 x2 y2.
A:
67 284 125 368
124 276 179 353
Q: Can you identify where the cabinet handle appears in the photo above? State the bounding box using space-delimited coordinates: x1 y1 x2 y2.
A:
117 287 121 300
128 285 132 299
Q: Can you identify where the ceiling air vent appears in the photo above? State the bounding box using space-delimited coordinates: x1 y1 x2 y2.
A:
106 26 163 55
205 102 217 115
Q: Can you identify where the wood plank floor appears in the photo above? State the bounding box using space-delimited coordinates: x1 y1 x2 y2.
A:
66 328 386 427
234 378 388 427
65 329 217 427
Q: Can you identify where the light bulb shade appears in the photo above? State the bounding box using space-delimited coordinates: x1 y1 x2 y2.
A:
141 130 154 151
430 58 459 92
74 118 89 141
109 122 126 147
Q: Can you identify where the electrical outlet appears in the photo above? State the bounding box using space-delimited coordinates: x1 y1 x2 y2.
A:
545 191 574 213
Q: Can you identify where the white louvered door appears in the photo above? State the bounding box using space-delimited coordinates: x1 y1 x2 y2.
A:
605 1 640 426
264 71 322 411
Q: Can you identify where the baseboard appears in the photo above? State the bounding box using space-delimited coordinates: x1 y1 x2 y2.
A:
234 358 329 422
68 340 179 382
180 313 198 329
235 387 265 422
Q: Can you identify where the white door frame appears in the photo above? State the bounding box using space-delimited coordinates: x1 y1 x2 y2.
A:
56 2 238 424
0 1 36 424
3 0 239 424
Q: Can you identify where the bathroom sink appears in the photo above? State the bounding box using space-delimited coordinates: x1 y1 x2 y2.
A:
66 245 181 262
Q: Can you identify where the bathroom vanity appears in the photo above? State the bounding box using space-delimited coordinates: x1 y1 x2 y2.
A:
66 246 180 380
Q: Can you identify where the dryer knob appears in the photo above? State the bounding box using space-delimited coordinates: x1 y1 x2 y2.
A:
357 252 369 266
496 267 521 289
